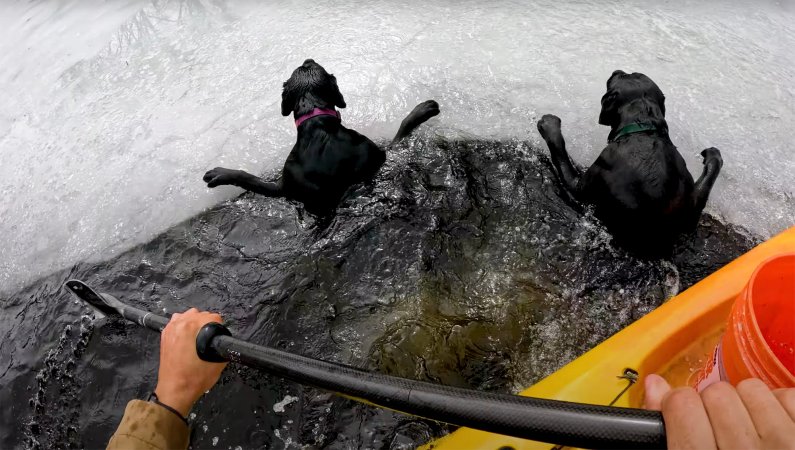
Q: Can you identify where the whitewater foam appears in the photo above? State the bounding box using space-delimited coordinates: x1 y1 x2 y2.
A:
1 0 793 293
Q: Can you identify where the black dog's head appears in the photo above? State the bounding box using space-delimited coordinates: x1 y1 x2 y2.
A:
281 59 346 116
599 70 666 126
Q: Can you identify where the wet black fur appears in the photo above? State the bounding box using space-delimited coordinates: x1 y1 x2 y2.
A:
204 59 439 215
537 70 723 255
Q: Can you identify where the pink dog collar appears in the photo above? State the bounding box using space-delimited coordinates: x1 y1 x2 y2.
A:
295 108 340 127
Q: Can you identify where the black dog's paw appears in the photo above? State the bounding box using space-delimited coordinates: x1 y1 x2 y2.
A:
409 100 440 123
700 147 723 168
203 167 239 188
537 114 562 139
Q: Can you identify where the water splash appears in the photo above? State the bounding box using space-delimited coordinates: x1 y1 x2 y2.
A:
1 0 793 294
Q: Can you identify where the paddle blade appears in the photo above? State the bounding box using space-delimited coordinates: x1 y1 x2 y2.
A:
64 279 118 318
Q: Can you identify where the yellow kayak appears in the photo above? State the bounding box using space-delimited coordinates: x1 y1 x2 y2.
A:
424 225 795 450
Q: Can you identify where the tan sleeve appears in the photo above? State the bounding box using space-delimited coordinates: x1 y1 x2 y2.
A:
106 400 190 450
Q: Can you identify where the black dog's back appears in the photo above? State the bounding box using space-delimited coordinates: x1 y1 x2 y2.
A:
586 135 693 211
586 134 696 252
282 116 384 214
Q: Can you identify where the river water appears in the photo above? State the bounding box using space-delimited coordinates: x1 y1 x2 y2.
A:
0 0 792 449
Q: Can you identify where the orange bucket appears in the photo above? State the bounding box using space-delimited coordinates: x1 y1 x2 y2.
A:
695 253 795 390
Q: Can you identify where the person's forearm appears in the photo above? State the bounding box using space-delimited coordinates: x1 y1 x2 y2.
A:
155 382 195 417
107 400 189 450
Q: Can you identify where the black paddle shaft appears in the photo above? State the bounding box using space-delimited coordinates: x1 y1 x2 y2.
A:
65 279 667 449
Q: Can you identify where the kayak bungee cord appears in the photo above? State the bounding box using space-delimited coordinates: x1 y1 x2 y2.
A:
65 279 666 450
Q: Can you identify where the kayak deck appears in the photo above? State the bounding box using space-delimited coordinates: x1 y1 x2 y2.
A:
424 226 795 450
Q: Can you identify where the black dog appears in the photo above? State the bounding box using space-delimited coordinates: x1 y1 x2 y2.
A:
204 59 439 215
537 70 723 254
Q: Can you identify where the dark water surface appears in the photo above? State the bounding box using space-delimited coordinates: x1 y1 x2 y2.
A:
0 138 756 449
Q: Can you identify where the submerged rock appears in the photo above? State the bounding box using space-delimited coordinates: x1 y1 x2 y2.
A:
0 138 755 449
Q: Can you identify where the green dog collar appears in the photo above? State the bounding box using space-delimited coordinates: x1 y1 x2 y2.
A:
610 122 657 142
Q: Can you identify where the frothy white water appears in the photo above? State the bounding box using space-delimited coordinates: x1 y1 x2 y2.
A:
1 0 793 293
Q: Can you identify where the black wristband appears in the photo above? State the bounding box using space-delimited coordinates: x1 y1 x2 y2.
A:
147 391 189 426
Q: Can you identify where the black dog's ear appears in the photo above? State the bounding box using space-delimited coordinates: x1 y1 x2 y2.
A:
599 91 618 126
328 75 346 109
658 93 666 116
281 82 296 116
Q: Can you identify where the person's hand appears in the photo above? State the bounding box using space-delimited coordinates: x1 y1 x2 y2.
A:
644 374 795 449
154 308 228 417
